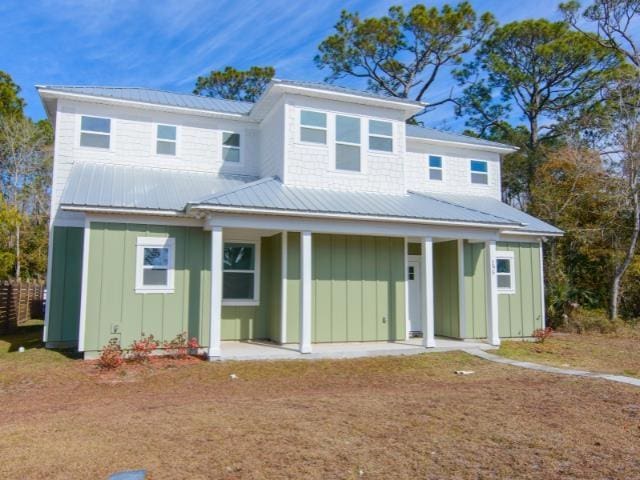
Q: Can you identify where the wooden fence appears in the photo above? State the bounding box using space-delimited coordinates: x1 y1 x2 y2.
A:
0 281 45 334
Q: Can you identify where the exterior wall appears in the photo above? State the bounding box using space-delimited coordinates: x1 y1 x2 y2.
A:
496 241 543 337
282 94 407 194
259 99 285 179
46 226 83 345
463 242 488 339
433 240 460 338
405 139 502 199
286 232 301 343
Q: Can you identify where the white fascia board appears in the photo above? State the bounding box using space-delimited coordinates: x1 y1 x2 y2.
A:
36 88 256 123
500 230 563 238
62 205 183 216
85 212 203 227
406 135 518 154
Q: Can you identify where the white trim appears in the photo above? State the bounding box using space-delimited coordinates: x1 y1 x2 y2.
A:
334 114 364 173
83 212 202 227
421 237 435 348
539 240 546 329
62 205 184 217
221 239 260 306
209 226 223 358
368 119 394 154
221 130 244 165
78 114 113 151
406 135 518 154
42 226 55 342
404 238 410 341
280 231 288 344
495 250 516 295
470 159 489 185
457 239 466 338
135 237 176 294
300 231 312 353
297 108 328 146
154 123 179 157
428 154 444 181
485 240 501 346
500 230 562 238
78 218 91 352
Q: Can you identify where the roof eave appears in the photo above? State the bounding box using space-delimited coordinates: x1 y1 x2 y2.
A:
406 134 518 154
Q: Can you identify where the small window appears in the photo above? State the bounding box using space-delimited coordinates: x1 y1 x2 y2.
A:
369 119 393 152
300 110 327 144
429 155 443 181
408 266 415 280
222 132 241 163
223 242 259 303
80 116 110 149
471 160 488 184
156 125 177 155
496 252 515 294
135 237 175 293
335 115 361 171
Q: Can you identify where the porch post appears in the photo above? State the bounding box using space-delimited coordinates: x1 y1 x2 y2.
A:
208 226 223 358
300 230 312 353
485 240 501 346
421 237 436 348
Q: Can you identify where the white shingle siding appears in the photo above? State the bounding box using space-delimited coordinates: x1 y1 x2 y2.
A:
259 98 284 179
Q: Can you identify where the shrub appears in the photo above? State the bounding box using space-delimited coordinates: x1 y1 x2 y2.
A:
532 327 553 343
187 336 200 353
128 333 158 363
162 333 201 358
99 338 124 369
567 308 624 334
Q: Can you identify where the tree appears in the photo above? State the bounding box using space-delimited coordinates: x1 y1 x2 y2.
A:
315 2 496 113
0 71 25 119
194 66 275 102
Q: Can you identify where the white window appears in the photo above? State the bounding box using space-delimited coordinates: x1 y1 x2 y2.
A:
471 160 488 184
429 155 443 181
300 110 327 144
80 116 111 149
496 251 515 294
222 132 241 163
369 119 393 152
135 237 175 294
223 241 259 305
156 125 177 155
335 115 361 171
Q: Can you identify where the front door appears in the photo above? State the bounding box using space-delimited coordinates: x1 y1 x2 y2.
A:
408 260 422 334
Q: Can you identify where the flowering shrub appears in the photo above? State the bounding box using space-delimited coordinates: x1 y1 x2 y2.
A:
162 332 200 358
532 327 553 343
187 336 200 353
128 333 158 362
99 338 124 369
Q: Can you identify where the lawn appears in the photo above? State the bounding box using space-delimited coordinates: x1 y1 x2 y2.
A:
1 327 639 479
496 329 640 378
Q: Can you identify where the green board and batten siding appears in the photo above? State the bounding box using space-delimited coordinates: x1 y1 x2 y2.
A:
463 242 488 339
433 241 459 338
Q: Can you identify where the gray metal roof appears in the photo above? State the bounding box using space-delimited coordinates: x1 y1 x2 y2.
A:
191 177 522 227
39 86 253 115
60 162 256 211
406 125 515 150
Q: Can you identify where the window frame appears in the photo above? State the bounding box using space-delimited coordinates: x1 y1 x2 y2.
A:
368 119 394 153
495 251 516 294
222 239 261 306
79 115 112 150
298 109 328 146
334 114 363 173
135 237 175 294
470 159 489 185
428 155 444 181
221 131 243 164
155 123 178 157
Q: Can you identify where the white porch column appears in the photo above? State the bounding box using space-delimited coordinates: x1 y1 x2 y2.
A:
300 231 312 353
485 240 501 346
208 226 223 358
421 237 436 348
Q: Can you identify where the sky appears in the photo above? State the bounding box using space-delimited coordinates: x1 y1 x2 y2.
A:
0 0 564 128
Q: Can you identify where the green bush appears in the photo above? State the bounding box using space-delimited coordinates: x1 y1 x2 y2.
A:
566 308 625 334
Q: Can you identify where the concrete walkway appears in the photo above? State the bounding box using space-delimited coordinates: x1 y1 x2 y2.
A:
469 349 640 388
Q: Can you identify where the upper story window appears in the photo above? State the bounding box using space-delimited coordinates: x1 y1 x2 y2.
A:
496 252 515 294
156 125 177 156
80 116 110 149
300 110 327 144
223 242 259 304
335 115 361 172
470 160 488 185
428 155 443 181
222 132 241 163
368 120 393 152
135 237 175 294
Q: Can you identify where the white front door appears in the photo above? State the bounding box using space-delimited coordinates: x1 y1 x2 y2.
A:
408 260 422 334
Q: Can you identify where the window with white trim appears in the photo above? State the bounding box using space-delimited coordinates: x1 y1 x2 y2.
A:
335 115 361 171
80 116 111 149
428 155 443 181
223 242 259 304
300 110 327 144
222 132 241 163
470 160 488 184
156 125 177 155
496 252 515 294
368 119 393 152
135 237 175 293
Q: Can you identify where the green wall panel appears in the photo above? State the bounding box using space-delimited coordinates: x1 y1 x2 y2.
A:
463 242 488 339
47 226 84 343
433 240 460 338
286 232 301 343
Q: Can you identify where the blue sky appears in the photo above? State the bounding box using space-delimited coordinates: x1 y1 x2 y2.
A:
1 0 564 128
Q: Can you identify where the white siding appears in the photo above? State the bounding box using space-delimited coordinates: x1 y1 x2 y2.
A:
259 98 285 179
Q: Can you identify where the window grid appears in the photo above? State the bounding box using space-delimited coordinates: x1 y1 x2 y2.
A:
471 160 489 185
368 119 393 152
156 124 177 156
428 155 443 181
223 241 259 304
496 252 515 294
300 110 327 144
222 132 241 163
80 116 111 149
335 115 361 172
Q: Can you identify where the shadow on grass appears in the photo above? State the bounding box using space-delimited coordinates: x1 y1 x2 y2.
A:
0 323 81 359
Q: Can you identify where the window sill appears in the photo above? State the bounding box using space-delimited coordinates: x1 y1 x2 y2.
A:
222 300 260 307
135 288 175 294
295 140 328 149
497 289 516 295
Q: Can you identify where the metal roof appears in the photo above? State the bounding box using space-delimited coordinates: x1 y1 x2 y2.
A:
60 162 256 211
406 125 515 150
38 86 253 115
191 177 522 227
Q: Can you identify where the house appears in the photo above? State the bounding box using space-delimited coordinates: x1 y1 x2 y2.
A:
37 79 561 359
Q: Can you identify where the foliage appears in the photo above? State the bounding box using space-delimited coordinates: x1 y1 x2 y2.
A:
128 333 158 363
162 332 200 359
566 308 625 333
315 2 495 115
194 66 275 102
98 338 124 369
0 71 25 119
532 327 554 343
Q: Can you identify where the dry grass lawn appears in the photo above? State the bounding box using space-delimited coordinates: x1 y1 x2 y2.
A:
1 326 640 479
496 329 640 378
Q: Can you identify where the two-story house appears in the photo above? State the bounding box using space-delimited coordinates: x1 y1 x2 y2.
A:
37 80 561 359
